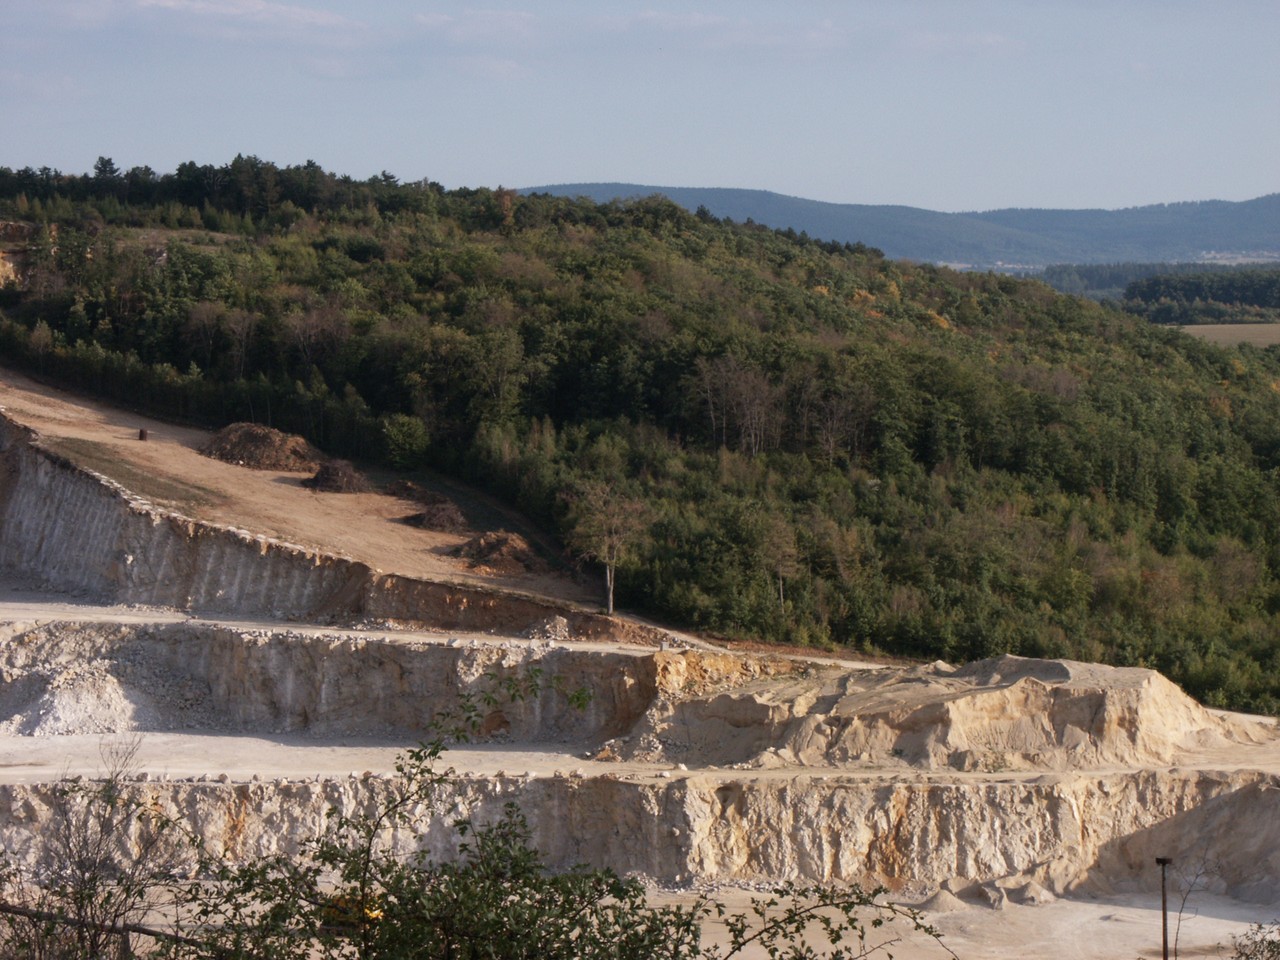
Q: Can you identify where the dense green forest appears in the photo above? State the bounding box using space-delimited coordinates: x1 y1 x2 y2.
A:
7 157 1280 712
1035 262 1280 322
1123 266 1280 325
1035 262 1241 302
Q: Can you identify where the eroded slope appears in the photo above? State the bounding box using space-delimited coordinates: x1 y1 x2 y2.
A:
611 653 1272 772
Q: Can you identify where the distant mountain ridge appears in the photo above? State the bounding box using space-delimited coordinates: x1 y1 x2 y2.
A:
520 183 1280 268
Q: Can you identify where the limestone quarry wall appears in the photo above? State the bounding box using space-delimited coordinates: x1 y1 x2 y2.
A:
675 769 1280 898
0 620 659 742
2 769 1275 898
0 413 360 615
0 413 615 635
5 409 1280 903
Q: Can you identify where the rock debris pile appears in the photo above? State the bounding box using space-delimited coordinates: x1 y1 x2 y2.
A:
0 623 227 735
611 653 1268 771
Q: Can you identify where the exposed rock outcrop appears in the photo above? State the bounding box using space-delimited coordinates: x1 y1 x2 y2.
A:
616 654 1265 772
0 413 619 637
0 620 658 742
1 615 1277 901
1 768 1276 900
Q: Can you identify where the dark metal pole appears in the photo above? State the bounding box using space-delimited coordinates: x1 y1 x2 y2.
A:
1156 856 1172 960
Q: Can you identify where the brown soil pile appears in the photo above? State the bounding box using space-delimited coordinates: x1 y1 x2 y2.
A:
384 479 432 502
387 480 470 532
200 423 322 471
452 530 547 576
400 505 469 533
302 460 370 493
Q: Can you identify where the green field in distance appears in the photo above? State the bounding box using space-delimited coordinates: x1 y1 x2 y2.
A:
1178 323 1280 347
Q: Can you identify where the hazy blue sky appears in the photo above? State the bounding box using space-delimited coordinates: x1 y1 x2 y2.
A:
4 1 1277 212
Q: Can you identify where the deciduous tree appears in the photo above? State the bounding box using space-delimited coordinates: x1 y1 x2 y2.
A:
564 479 649 615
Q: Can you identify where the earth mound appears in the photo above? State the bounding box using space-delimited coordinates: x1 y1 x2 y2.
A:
612 654 1267 772
387 480 471 532
200 423 323 471
302 460 370 493
452 531 547 576
523 616 572 643
400 505 469 533
383 479 433 502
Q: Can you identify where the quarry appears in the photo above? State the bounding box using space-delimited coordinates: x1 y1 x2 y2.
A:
1 370 1279 959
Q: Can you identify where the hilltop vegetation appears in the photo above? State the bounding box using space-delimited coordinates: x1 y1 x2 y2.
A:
1124 266 1280 325
6 158 1280 711
1037 262 1280 321
1037 262 1246 302
524 183 1280 267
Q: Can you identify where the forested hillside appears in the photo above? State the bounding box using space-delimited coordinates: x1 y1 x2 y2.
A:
1037 262 1239 302
524 183 1280 267
6 157 1280 711
1123 266 1280 325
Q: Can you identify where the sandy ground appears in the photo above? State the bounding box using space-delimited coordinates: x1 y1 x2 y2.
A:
689 886 1271 960
0 731 602 785
2 371 1279 958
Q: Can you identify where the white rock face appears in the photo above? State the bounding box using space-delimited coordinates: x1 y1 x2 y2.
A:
0 616 1277 900
0 769 1275 900
0 620 656 741
0 415 363 615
